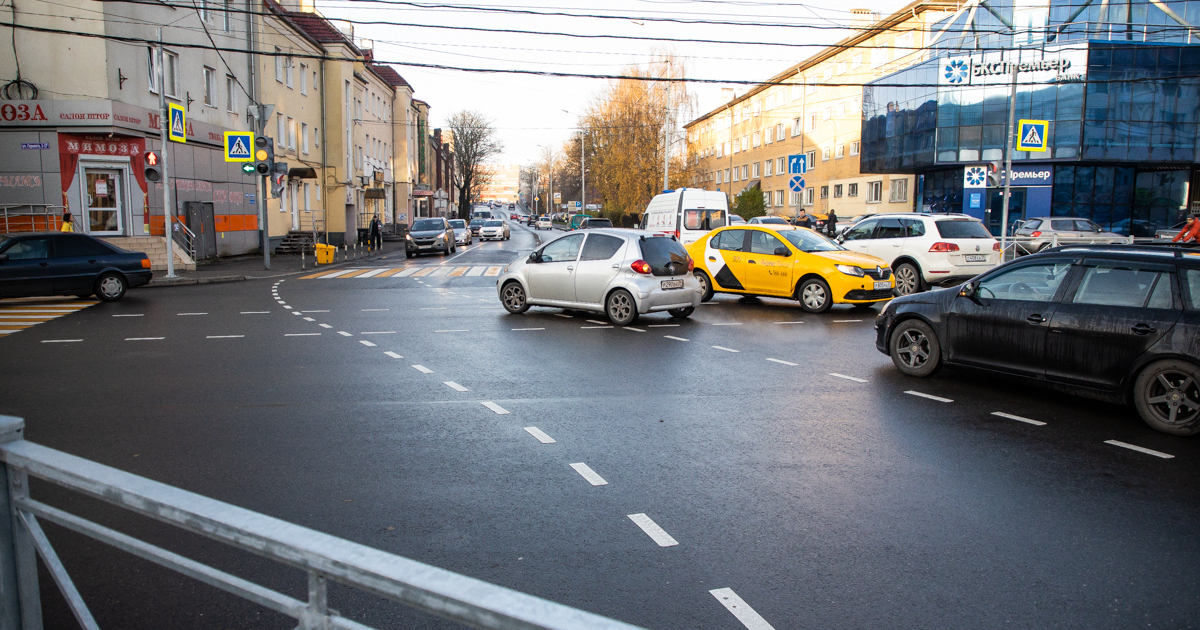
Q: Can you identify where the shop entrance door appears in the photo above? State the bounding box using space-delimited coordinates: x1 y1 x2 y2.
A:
183 201 218 260
84 169 124 235
986 189 1026 236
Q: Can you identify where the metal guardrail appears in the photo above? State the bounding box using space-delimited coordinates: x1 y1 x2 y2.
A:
0 415 646 630
999 233 1136 262
1 205 68 234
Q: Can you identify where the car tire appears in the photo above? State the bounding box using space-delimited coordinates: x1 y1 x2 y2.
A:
851 302 875 311
406 251 414 259
605 289 638 326
1133 360 1200 436
889 319 942 377
893 262 923 296
796 278 832 313
500 281 530 314
693 270 714 302
669 306 695 319
75 292 93 299
94 272 127 302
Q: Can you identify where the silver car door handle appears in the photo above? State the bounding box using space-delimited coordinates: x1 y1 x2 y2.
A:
612 264 619 269
566 266 573 271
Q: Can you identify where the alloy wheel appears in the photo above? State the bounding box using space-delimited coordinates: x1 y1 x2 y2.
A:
1144 370 1200 428
98 276 124 299
895 266 918 295
801 283 827 310
895 329 930 369
502 283 526 312
608 292 633 323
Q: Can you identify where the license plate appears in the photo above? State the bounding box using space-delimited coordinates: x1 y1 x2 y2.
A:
660 279 684 290
965 254 987 262
874 281 891 290
419 245 433 249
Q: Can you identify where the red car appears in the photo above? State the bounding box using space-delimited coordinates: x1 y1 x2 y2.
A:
510 213 519 220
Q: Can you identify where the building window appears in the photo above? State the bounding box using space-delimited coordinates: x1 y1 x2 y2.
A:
765 127 773 144
198 0 211 23
301 122 309 154
203 67 216 107
823 107 831 121
275 47 284 83
776 122 784 140
850 141 860 156
792 191 802 206
804 188 815 206
742 165 749 180
222 0 231 31
792 118 801 137
276 114 285 148
732 167 739 183
777 157 785 173
717 170 723 184
300 63 308 95
775 190 785 206
752 132 760 148
836 61 847 75
764 160 773 176
806 150 816 170
148 48 179 97
314 126 319 147
285 57 294 88
808 114 817 131
833 184 843 198
763 191 771 207
724 169 730 183
820 185 829 199
852 53 863 68
836 144 845 159
752 162 760 178
822 147 831 161
848 183 859 197
889 179 909 203
226 76 237 112
867 181 883 203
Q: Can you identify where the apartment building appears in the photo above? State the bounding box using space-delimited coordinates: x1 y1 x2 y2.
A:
685 3 952 220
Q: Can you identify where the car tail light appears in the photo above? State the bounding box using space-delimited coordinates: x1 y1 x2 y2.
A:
1030 231 1042 237
631 260 652 274
141 258 152 268
687 256 695 272
674 229 680 240
993 242 1001 251
928 242 959 252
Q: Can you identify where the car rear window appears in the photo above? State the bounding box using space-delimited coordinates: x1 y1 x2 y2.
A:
935 220 991 239
638 236 689 276
586 219 613 228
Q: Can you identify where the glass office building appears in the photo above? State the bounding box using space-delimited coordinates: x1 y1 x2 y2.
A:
861 0 1200 235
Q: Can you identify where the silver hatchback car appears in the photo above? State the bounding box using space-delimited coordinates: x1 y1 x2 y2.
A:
497 229 701 325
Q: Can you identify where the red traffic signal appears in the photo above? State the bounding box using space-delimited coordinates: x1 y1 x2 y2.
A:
144 151 163 182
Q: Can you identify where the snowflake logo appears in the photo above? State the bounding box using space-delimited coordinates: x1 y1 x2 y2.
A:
944 59 970 84
965 166 987 187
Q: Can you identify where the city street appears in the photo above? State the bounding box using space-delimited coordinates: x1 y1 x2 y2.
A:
1 221 1197 629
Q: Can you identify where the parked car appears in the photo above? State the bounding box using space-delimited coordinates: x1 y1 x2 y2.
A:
536 216 552 230
579 217 613 229
1155 219 1195 241
480 220 511 241
468 218 486 236
729 214 746 225
687 225 894 313
747 216 790 225
568 214 593 231
497 229 701 325
405 218 456 257
448 219 473 247
876 244 1200 436
1013 217 1127 254
640 188 730 246
838 213 1000 296
0 232 152 301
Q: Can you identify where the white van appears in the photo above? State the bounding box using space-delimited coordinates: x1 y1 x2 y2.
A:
640 188 730 246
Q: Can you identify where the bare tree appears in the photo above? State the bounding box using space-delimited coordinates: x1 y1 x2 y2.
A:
447 110 503 218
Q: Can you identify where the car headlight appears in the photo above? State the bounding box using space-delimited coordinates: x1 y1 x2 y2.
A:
405 234 413 241
836 264 865 277
435 234 445 242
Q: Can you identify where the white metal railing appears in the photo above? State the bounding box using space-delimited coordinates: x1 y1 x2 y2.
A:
0 415 645 630
171 219 197 261
1 205 68 234
999 233 1136 262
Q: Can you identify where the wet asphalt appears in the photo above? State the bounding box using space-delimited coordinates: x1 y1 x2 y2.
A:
1 222 1197 629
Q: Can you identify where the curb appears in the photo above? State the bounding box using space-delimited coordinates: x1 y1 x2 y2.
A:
146 275 248 287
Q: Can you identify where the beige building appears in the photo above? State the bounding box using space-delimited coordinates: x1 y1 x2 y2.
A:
480 164 522 205
686 3 953 220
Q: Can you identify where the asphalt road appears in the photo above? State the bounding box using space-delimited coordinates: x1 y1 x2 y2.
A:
1 220 1198 629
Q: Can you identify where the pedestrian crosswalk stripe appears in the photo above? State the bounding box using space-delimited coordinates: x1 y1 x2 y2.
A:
448 266 468 277
377 267 413 277
485 266 502 277
428 267 451 277
301 265 507 279
465 266 486 276
0 299 97 337
410 267 437 277
338 269 376 278
356 269 388 278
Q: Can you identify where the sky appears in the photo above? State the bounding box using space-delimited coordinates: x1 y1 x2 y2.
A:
314 0 911 165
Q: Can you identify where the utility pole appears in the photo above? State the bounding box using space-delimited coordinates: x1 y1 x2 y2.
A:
580 131 586 214
1000 63 1018 257
662 66 671 192
156 29 176 278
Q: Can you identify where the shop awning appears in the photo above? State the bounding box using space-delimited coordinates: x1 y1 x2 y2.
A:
741 179 761 192
365 188 386 199
412 190 435 197
289 167 318 179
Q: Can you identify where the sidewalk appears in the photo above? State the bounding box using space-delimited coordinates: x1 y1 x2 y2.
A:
146 240 408 287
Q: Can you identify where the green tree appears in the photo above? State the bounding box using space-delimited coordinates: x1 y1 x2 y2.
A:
733 187 766 219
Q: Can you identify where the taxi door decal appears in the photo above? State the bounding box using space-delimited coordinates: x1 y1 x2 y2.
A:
705 238 745 290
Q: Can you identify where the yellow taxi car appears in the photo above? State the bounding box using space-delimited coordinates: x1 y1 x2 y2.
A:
686 224 895 313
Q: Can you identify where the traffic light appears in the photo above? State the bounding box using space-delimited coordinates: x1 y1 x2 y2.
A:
271 161 288 199
254 136 273 175
987 161 1003 187
144 151 162 182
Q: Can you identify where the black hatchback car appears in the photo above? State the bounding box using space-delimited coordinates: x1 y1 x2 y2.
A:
0 233 153 301
876 245 1200 435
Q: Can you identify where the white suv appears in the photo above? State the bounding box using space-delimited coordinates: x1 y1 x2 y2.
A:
838 213 999 295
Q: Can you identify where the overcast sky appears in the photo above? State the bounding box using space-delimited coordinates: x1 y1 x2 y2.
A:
316 0 910 165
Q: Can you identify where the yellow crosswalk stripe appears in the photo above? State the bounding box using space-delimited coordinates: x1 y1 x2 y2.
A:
410 267 437 277
338 269 377 278
447 266 468 277
375 268 409 277
0 298 97 338
484 266 502 277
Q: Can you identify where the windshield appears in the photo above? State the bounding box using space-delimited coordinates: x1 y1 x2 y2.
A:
0 235 10 251
935 220 991 239
484 220 502 227
782 229 843 252
448 220 466 229
412 219 444 231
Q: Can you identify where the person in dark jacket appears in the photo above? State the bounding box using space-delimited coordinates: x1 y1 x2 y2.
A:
825 210 838 237
369 215 382 250
792 209 813 229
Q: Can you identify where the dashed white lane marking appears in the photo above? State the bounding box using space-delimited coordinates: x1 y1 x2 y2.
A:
362 308 389 312
383 351 403 359
112 314 143 317
443 381 469 392
319 324 332 329
712 345 740 353
301 310 329 313
710 588 776 630
774 321 804 325
304 317 316 322
241 311 270 314
766 358 798 366
421 307 448 310
361 331 395 335
586 319 607 325
627 513 679 547
581 325 613 329
554 313 573 318
125 337 164 341
905 390 953 403
664 335 690 341
481 401 510 415
712 322 743 326
992 411 1045 426
359 340 377 347
412 365 434 374
206 335 244 339
41 339 82 343
833 319 863 323
282 306 293 310
292 311 303 316
512 327 545 331
285 333 321 337
177 312 207 316
523 427 556 444
625 327 646 333
830 373 868 383
647 324 679 327
569 463 608 486
435 329 468 333
1104 440 1174 459
337 331 353 337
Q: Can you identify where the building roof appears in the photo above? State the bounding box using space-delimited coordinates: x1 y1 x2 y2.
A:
369 64 411 89
264 0 360 53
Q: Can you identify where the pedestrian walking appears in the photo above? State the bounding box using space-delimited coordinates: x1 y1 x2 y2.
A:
60 209 74 232
792 209 813 229
825 210 838 237
369 214 383 251
1173 215 1200 243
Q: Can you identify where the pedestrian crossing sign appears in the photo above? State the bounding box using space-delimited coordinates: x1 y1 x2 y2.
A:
1017 119 1048 152
167 102 187 143
223 131 254 162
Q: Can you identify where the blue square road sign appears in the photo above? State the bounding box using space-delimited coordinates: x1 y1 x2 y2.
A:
788 154 807 175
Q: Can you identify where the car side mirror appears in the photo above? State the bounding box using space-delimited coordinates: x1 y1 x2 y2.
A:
836 234 846 244
0 254 7 262
958 282 976 298
774 246 789 257
528 252 541 263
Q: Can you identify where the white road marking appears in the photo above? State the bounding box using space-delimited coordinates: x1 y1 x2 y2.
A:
292 311 303 315
766 358 799 366
1104 440 1174 459
833 319 863 323
241 311 270 314
569 463 608 486
319 324 332 329
356 269 388 278
586 319 607 325
830 373 868 383
392 268 419 277
712 322 743 326
466 266 487 276
904 390 953 403
710 588 776 630
992 411 1045 426
435 329 468 333
337 331 352 337
301 310 330 313
627 513 678 547
647 324 679 327
41 339 82 343
625 327 646 332
125 337 164 341
359 340 377 347
774 321 804 325
421 307 448 310
581 325 613 329
523 427 556 444
412 365 434 374
383 351 403 358
112 314 143 317
664 335 690 341
282 305 293 310
443 381 469 392
304 317 315 321
512 327 545 331
361 331 396 335
177 312 207 316
712 345 740 353
206 335 244 339
553 314 573 318
362 308 389 312
481 401 510 415
319 270 357 278
285 333 321 337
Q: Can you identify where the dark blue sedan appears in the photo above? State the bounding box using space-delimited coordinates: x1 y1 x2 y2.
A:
0 233 153 301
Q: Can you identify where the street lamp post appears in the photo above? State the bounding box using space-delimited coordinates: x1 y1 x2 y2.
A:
563 110 586 215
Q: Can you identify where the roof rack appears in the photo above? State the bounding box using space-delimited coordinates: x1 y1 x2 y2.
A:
1047 242 1200 258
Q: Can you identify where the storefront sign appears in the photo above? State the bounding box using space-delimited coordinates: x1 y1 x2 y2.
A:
1008 166 1052 186
940 47 1088 87
57 133 149 197
21 143 49 150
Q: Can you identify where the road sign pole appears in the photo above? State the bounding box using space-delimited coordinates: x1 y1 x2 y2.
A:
157 30 176 279
1001 63 1017 257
